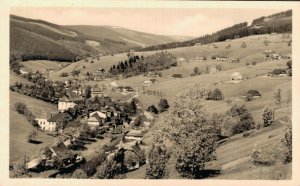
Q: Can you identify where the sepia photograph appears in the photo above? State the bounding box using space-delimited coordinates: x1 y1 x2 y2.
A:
0 0 299 185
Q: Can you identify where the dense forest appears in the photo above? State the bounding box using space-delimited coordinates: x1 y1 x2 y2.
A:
109 52 177 77
140 10 292 52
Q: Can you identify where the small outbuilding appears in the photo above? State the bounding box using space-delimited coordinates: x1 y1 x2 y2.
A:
230 72 243 81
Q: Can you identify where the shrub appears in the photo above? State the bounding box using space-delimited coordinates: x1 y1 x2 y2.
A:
246 62 250 66
281 123 292 163
15 102 26 114
72 169 88 179
228 104 255 134
252 61 256 66
262 106 274 127
59 72 68 77
158 98 169 112
251 149 276 166
147 105 159 114
241 42 247 48
207 88 224 100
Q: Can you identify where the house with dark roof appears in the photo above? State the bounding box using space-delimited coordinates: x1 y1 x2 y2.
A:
118 141 145 171
58 92 83 112
50 143 77 168
47 112 72 131
91 87 103 98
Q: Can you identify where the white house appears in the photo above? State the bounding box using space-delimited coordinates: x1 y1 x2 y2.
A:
87 111 107 127
19 69 28 75
143 80 153 87
58 97 77 112
231 72 243 81
36 118 56 131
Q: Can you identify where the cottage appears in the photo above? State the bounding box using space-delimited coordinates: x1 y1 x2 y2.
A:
244 89 262 99
230 72 243 81
118 141 145 171
110 81 119 88
91 87 103 98
143 80 153 87
209 66 218 74
87 111 109 127
171 74 183 79
19 69 28 75
271 69 287 76
58 92 83 112
50 143 77 168
47 112 72 131
125 129 144 142
228 57 239 63
36 118 54 131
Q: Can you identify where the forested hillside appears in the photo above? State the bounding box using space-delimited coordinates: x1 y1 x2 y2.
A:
140 10 292 52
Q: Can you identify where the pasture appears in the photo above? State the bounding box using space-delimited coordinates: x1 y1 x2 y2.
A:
9 91 57 164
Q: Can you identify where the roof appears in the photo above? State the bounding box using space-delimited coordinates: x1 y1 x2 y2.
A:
110 82 119 87
247 89 262 97
59 93 83 102
51 143 74 160
143 80 152 84
48 112 68 122
231 72 242 77
92 87 102 92
90 111 107 119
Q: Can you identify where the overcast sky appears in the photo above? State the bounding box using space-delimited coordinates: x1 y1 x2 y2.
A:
10 7 288 37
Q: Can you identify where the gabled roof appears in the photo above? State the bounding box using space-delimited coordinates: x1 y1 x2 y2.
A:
231 72 242 77
48 112 68 122
51 143 74 160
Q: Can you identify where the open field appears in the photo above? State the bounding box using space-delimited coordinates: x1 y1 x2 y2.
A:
9 91 57 164
20 60 70 73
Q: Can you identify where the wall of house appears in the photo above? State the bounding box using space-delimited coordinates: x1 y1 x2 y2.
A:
58 101 76 112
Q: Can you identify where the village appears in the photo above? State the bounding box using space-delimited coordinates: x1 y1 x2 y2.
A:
8 8 293 180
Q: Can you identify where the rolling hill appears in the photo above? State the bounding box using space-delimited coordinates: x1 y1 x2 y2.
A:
10 15 192 62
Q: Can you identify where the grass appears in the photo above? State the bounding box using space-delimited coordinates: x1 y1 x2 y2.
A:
20 60 70 73
9 91 57 164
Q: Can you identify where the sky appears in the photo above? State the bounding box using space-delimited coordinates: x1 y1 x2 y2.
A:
10 7 288 37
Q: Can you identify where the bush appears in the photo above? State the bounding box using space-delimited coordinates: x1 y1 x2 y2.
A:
72 169 88 179
262 106 274 127
252 61 256 66
251 150 276 166
241 42 247 48
281 123 292 163
59 72 68 77
158 98 169 112
228 104 255 134
246 62 250 66
15 102 26 114
207 88 224 100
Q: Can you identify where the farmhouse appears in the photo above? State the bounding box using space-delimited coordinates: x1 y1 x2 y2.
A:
143 80 153 87
123 142 145 171
271 69 287 76
58 95 82 112
19 69 28 75
47 112 72 131
244 89 262 99
228 57 239 63
125 129 145 142
110 81 119 88
50 143 77 167
87 111 108 127
231 72 243 81
171 74 183 79
36 118 55 131
91 87 103 98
